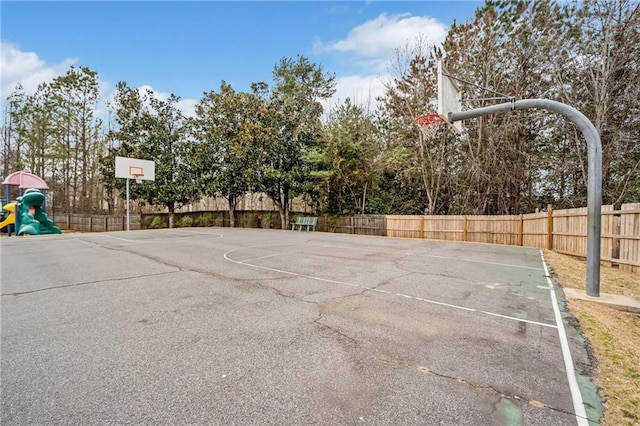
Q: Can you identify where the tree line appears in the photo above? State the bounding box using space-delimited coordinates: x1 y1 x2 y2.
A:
2 0 638 229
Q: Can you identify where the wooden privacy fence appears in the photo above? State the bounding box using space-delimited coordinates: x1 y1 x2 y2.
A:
552 204 640 273
51 204 640 273
324 215 386 236
55 214 141 232
385 203 640 273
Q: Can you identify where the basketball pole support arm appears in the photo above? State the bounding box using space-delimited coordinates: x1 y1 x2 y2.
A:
450 99 602 297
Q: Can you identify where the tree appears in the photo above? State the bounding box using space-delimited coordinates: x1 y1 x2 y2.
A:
103 82 198 227
2 67 105 213
2 85 27 178
436 0 575 213
48 66 103 212
250 56 336 228
191 82 261 227
308 98 380 214
558 0 640 206
378 37 459 215
441 0 640 211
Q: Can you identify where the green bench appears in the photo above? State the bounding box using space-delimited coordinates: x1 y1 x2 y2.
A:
291 216 317 231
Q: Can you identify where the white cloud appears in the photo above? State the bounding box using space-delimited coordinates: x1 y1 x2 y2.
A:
1 43 196 120
322 74 391 115
0 42 77 98
316 13 447 113
136 85 197 118
316 13 447 61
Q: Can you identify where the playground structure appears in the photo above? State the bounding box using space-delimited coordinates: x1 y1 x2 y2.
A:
0 202 16 233
1 171 61 236
14 188 61 235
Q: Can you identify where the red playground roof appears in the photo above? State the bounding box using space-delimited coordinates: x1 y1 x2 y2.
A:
2 171 49 189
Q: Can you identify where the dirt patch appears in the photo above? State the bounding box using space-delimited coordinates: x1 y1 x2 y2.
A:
544 250 640 425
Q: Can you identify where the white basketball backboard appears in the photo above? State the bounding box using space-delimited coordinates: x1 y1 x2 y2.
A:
115 156 155 181
437 60 463 132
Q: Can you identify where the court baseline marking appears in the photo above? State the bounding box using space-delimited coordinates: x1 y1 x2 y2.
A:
82 232 588 424
59 231 587 423
89 231 223 243
224 243 556 329
238 239 545 272
228 242 589 424
299 241 544 271
541 250 589 425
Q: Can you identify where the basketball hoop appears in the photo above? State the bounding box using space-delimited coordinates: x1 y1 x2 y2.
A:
132 174 143 184
414 113 446 139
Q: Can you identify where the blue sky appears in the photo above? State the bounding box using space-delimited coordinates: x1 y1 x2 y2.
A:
1 1 482 115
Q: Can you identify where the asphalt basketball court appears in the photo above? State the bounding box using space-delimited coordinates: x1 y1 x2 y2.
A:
1 228 600 424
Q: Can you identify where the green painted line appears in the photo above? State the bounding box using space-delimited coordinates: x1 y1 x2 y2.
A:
496 397 523 426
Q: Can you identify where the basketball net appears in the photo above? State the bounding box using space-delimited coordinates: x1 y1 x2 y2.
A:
414 113 445 139
132 174 143 184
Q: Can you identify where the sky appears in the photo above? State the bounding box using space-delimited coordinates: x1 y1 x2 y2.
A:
1 1 482 117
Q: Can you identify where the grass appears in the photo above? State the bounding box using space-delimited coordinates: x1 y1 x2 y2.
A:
544 251 640 426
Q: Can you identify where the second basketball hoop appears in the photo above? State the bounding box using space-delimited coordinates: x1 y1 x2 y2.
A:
414 113 446 139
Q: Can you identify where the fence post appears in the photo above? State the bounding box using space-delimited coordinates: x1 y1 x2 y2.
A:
518 214 524 246
547 204 554 250
419 216 425 239
463 216 468 241
105 216 108 232
612 213 621 265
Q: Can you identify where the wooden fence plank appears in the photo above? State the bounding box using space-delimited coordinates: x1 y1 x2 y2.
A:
620 203 640 272
54 214 141 232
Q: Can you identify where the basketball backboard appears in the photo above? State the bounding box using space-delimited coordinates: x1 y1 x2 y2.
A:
437 60 462 132
115 156 155 181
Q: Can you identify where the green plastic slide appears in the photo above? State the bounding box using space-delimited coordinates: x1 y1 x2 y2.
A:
16 188 61 235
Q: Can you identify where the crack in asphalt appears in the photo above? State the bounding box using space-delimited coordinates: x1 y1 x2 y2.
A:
374 355 590 421
392 260 480 284
3 237 288 298
312 313 360 347
77 238 371 315
0 270 181 297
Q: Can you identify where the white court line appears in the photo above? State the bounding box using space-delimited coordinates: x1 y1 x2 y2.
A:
541 250 589 425
425 254 544 271
311 243 543 271
89 232 223 243
90 234 145 243
223 245 556 329
171 229 223 236
237 253 283 263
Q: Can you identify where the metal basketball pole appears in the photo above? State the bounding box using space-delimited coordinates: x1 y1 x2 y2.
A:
126 177 130 232
450 99 602 297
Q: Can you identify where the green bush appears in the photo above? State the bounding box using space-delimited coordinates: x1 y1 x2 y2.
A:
327 216 338 232
176 216 193 228
239 214 259 228
150 216 167 229
194 212 213 227
141 215 155 229
214 216 224 227
260 213 274 229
